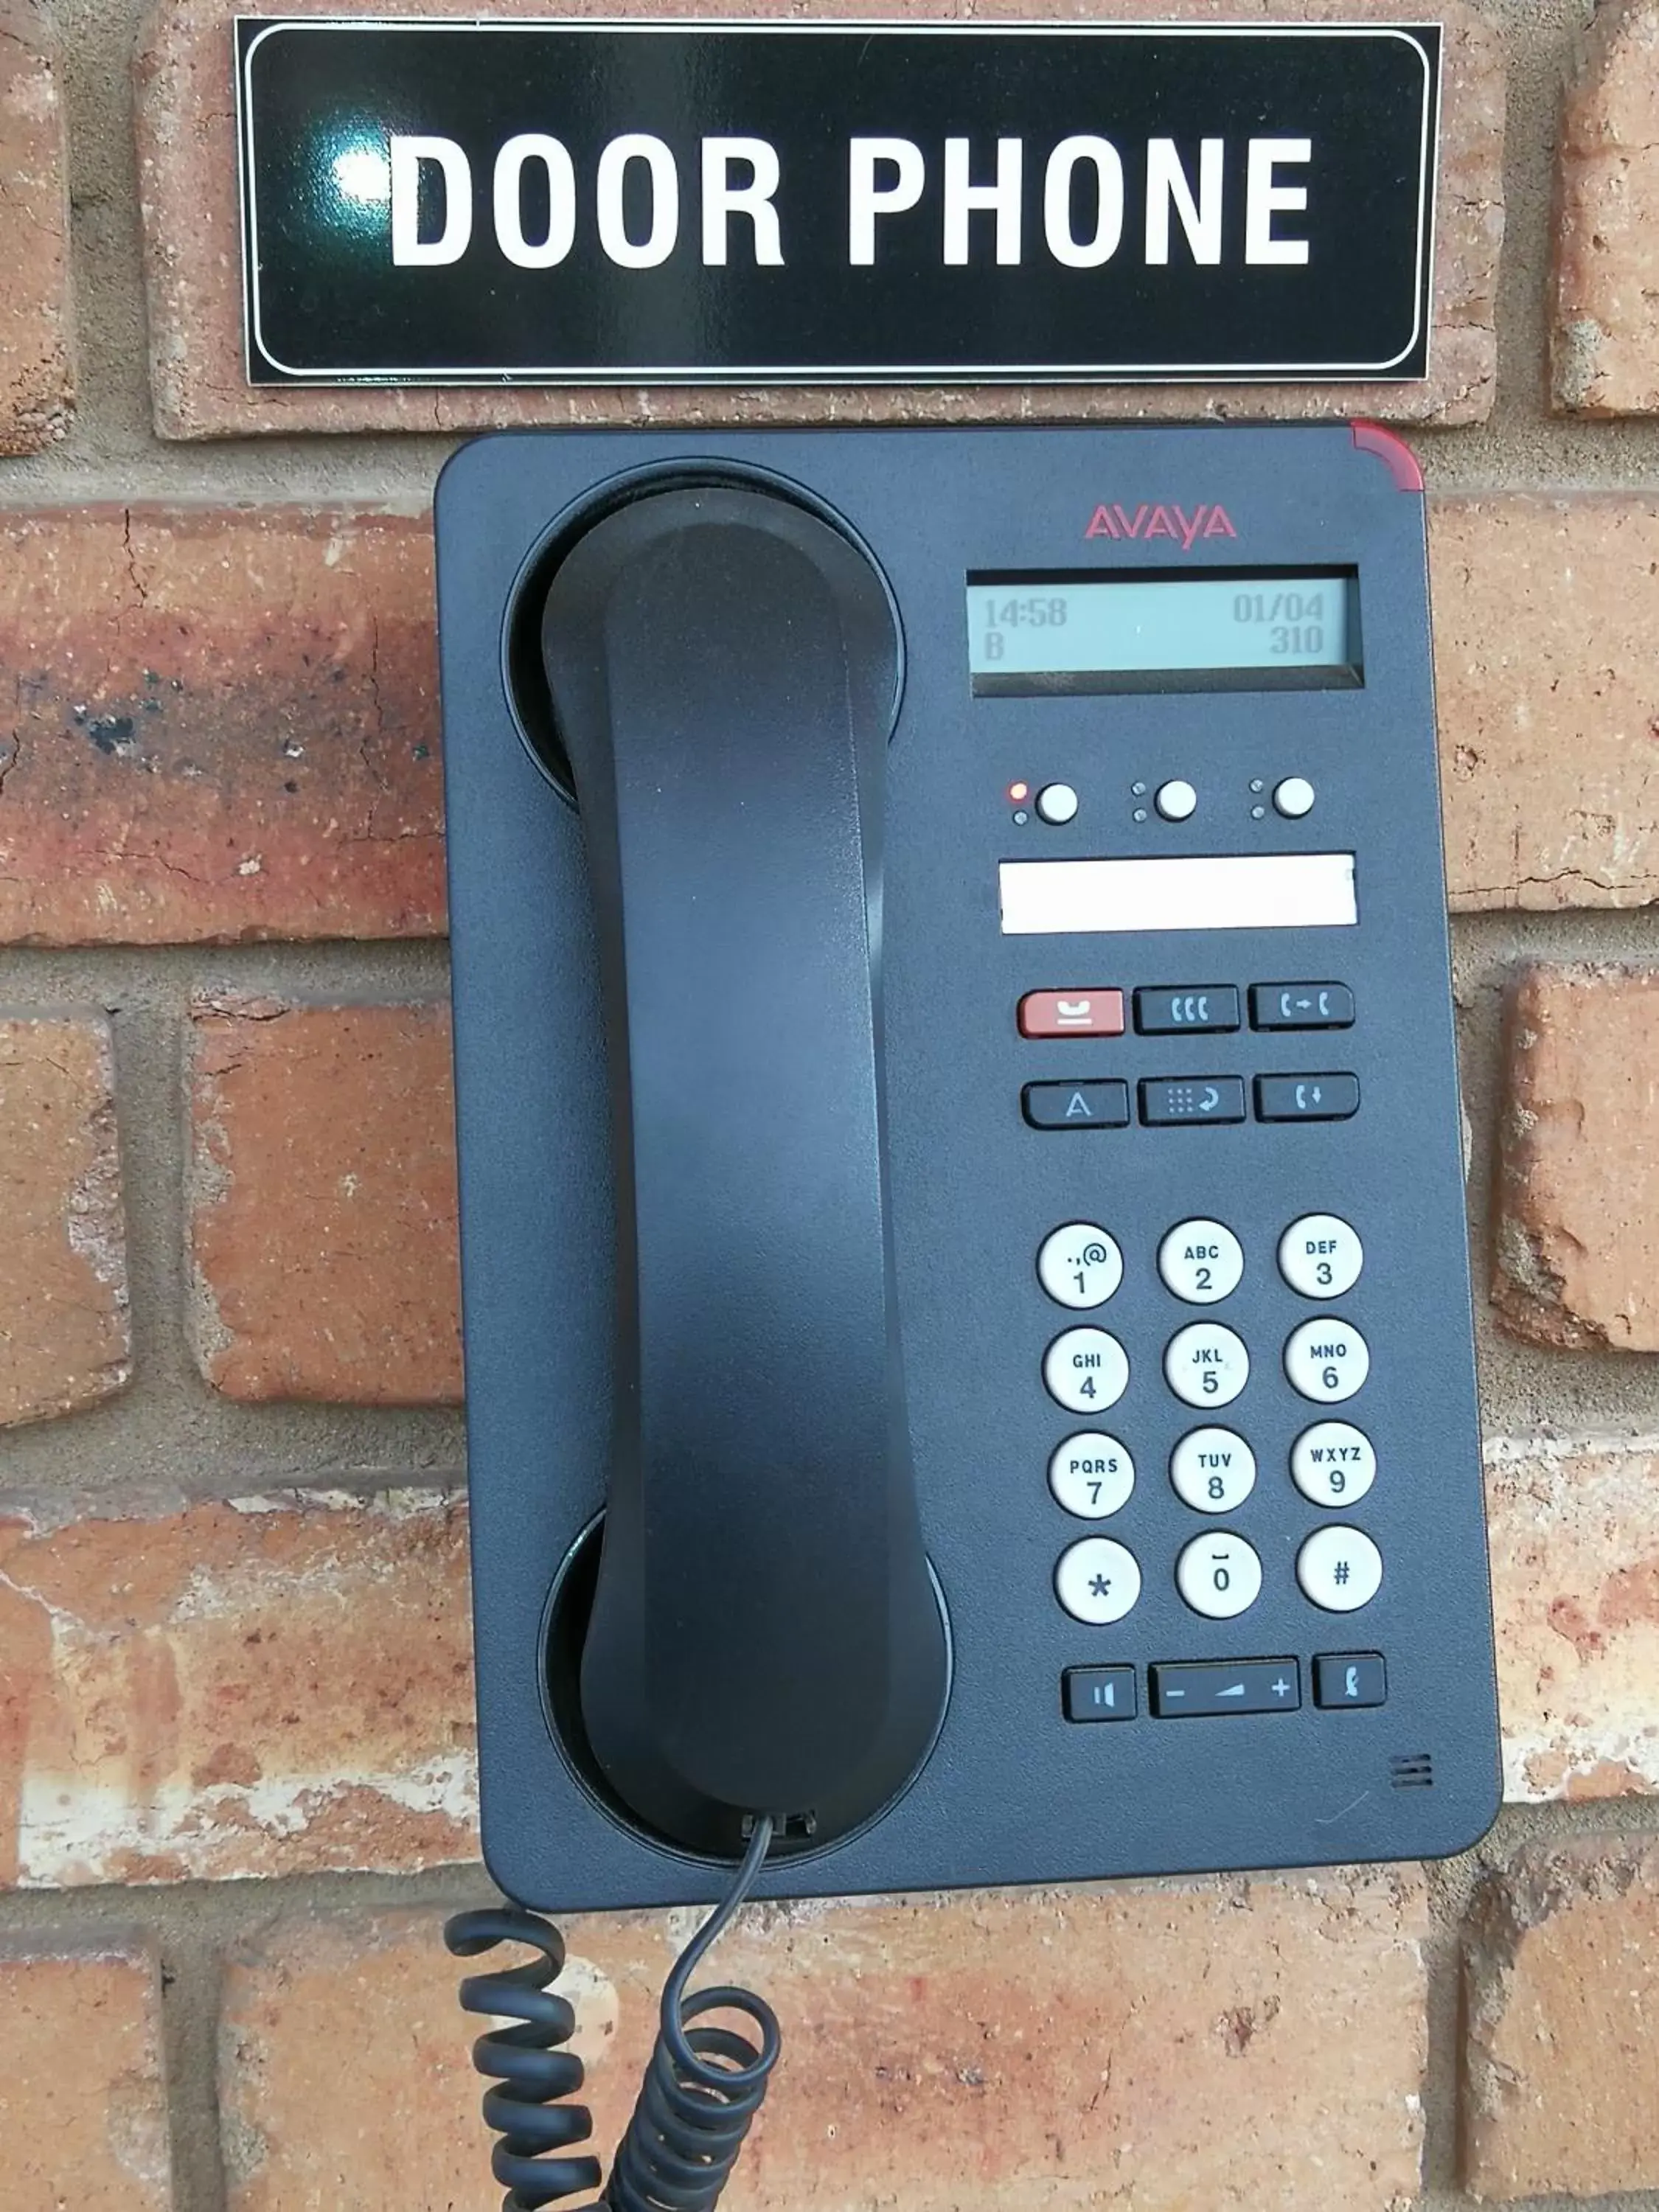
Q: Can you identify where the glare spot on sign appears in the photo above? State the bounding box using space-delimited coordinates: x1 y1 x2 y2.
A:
331 145 392 209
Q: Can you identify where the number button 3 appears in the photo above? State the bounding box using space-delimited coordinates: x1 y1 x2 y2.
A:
1279 1214 1363 1299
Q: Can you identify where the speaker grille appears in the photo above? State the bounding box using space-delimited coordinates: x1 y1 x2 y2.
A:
1390 1753 1434 1789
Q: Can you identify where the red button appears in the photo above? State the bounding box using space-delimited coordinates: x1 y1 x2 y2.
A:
1018 990 1125 1039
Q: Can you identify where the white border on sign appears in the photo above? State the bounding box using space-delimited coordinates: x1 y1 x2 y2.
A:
235 18 1441 386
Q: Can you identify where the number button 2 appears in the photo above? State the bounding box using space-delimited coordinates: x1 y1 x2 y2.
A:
1158 1219 1244 1304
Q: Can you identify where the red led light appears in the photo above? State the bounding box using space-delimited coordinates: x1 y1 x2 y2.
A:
1008 782 1029 802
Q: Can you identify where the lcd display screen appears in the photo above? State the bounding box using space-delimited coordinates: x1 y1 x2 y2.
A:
998 853 1359 935
967 571 1360 695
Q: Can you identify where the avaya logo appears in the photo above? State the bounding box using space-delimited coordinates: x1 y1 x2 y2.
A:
1085 502 1238 549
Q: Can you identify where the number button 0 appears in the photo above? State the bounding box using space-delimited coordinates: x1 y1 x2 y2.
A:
1169 1427 1256 1513
1037 1224 1124 1310
1056 1537 1142 1624
1164 1322 1249 1408
1291 1421 1377 1507
1175 1531 1262 1620
1157 1219 1244 1304
1049 1433 1135 1520
1279 1214 1363 1299
1044 1328 1130 1414
1284 1318 1369 1403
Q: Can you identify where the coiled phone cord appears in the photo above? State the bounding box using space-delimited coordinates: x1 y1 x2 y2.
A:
445 1815 781 2211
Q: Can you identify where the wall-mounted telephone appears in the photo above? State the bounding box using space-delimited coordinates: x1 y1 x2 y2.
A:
434 425 1500 2208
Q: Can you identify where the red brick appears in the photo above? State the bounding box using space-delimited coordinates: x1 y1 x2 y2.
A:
1464 1839 1659 2198
1486 1439 1659 1801
0 1489 473 1885
1553 0 1659 413
1492 965 1659 1349
1430 495 1659 912
0 1016 131 1428
0 1 72 452
137 0 1501 439
221 1872 1427 2212
188 997 462 1402
0 507 443 945
0 1938 170 2208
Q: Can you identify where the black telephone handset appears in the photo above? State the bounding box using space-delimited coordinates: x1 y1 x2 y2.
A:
540 486 947 1857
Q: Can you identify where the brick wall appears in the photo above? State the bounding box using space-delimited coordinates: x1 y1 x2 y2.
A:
3 1 1658 2206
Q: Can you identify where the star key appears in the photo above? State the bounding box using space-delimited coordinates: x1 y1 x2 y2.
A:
1089 1573 1112 1597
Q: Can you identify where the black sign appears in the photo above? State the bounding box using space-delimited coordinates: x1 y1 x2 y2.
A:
235 19 1440 388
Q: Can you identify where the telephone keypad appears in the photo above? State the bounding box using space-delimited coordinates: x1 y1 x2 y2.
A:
1048 1433 1134 1520
1043 1326 1129 1413
1297 1526 1384 1612
1169 1427 1256 1513
1164 1321 1250 1408
1040 1217 1385 1664
1056 1537 1141 1624
1175 1531 1262 1619
1037 1224 1123 1309
1284 1317 1370 1402
1157 1218 1244 1304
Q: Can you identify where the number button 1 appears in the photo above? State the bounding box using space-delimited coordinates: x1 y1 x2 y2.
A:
1037 1224 1123 1310
1175 1531 1262 1620
1158 1219 1244 1304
